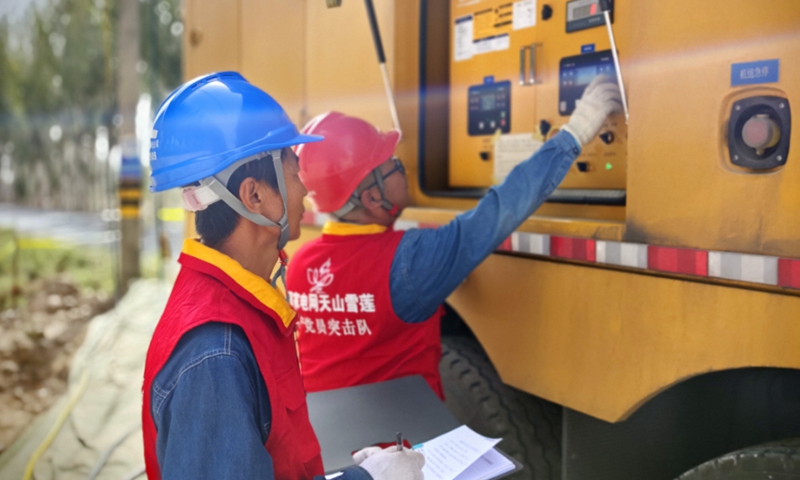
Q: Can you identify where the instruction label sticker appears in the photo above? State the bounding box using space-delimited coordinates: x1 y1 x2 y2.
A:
494 133 543 183
731 59 779 86
513 0 537 30
454 15 475 62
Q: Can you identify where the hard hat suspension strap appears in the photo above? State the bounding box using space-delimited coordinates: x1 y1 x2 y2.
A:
371 167 399 216
330 164 400 220
199 149 292 291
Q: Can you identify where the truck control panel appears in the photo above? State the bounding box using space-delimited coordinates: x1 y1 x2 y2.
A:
448 0 627 201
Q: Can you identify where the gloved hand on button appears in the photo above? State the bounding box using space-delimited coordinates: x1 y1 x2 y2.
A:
562 74 623 147
352 445 425 480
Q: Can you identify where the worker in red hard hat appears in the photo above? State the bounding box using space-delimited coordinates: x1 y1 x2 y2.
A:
288 76 622 399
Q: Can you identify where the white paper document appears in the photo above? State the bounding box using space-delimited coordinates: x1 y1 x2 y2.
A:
453 448 517 480
454 16 474 62
416 426 509 480
513 0 537 30
493 133 544 183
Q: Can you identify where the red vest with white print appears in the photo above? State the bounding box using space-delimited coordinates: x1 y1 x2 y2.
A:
287 223 444 398
142 240 324 480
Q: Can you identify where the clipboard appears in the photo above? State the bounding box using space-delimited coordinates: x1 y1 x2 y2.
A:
306 375 523 480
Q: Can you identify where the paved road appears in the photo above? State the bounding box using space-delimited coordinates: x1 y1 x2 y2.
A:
0 203 184 263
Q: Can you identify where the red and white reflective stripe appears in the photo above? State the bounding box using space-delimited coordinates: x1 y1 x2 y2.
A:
596 241 648 268
779 259 800 289
517 235 800 290
709 252 778 285
551 237 596 262
300 216 800 291
511 232 550 255
648 246 708 276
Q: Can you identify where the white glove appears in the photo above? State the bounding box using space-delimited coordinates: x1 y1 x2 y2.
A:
353 446 425 480
561 74 623 146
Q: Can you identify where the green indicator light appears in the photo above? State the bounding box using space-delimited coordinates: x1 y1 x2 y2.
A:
605 162 613 171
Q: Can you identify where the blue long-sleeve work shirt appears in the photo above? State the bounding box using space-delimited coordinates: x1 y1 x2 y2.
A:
150 131 580 479
151 322 371 480
391 131 580 323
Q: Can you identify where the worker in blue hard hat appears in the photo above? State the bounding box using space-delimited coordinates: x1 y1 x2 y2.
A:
142 72 424 480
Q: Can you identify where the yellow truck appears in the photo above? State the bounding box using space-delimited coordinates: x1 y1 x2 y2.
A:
181 1 800 478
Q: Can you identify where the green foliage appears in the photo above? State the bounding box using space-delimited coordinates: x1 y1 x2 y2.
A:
0 0 183 204
0 229 116 310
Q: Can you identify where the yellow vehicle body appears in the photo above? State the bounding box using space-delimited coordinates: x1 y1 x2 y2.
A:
181 0 800 429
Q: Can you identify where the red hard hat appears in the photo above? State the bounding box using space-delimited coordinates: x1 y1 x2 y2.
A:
296 112 400 213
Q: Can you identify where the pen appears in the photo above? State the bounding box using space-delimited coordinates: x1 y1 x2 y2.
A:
396 432 403 451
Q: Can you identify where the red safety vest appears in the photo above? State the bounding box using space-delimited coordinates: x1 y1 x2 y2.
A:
142 240 324 480
287 222 444 398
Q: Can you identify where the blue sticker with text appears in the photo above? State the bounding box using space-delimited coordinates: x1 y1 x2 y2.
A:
731 59 779 86
581 44 595 54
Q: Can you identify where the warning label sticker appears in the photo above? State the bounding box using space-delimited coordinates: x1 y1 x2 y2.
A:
513 0 537 30
454 15 475 62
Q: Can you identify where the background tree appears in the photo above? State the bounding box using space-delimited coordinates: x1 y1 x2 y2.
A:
0 0 183 210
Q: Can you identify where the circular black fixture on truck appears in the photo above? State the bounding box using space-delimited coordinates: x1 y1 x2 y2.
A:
542 4 553 21
728 96 791 170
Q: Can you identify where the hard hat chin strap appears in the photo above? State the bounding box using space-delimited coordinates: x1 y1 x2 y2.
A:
199 149 291 290
331 166 399 220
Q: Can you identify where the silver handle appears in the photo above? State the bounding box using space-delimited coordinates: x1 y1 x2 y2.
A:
519 44 538 86
602 10 629 123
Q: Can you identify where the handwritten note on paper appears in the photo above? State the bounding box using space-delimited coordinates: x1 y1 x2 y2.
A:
418 426 501 480
493 133 544 183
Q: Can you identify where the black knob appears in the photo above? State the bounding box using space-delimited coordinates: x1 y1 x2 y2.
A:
541 5 553 21
576 162 589 172
539 119 551 137
479 151 490 161
599 131 614 144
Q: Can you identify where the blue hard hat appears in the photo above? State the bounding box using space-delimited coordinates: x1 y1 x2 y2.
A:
149 71 323 192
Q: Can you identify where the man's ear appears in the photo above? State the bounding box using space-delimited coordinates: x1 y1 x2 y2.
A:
238 177 274 214
359 187 383 211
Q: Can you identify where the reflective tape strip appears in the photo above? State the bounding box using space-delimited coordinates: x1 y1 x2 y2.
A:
297 215 799 290
596 241 648 268
709 251 778 285
118 189 141 200
120 206 140 219
551 236 596 262
512 232 550 255
778 259 800 289
648 246 708 276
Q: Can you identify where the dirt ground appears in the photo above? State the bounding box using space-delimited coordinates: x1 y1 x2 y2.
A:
0 276 114 453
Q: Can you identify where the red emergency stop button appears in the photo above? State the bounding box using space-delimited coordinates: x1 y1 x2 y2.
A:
742 114 780 155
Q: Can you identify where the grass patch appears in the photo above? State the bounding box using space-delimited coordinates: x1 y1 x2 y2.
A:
0 229 116 310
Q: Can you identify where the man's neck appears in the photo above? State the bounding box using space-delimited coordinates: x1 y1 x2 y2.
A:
216 222 279 281
340 209 394 227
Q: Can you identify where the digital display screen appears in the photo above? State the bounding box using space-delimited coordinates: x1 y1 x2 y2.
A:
576 66 598 85
569 1 598 21
480 94 496 111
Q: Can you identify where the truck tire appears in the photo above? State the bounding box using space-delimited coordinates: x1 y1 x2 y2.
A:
676 439 800 479
439 335 562 480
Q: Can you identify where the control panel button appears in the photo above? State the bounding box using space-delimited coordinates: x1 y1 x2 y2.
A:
599 131 614 144
742 114 780 155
